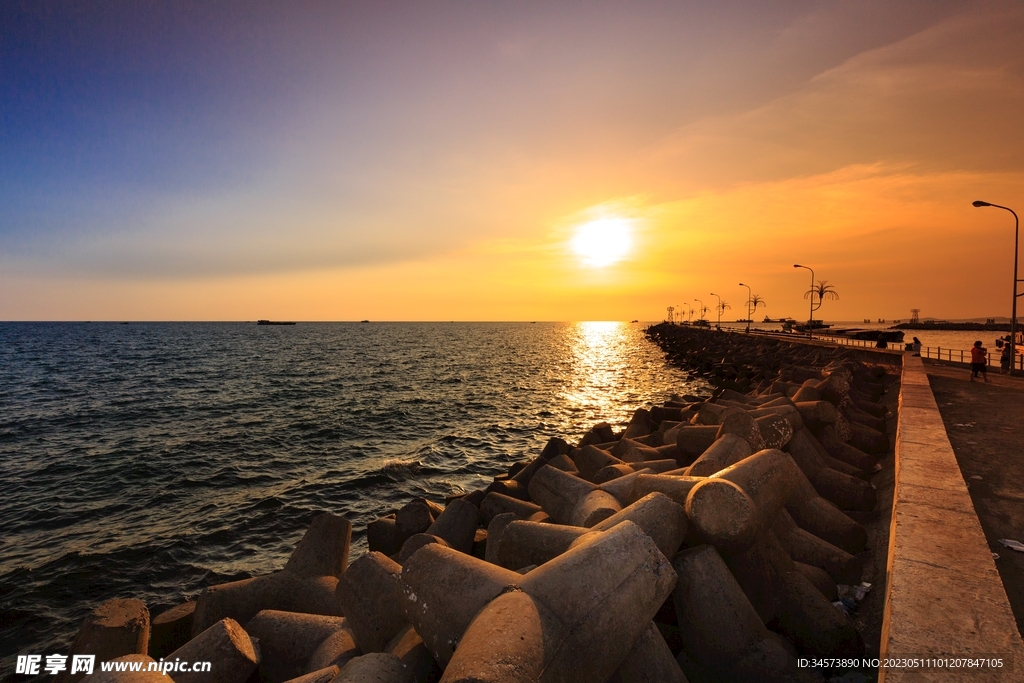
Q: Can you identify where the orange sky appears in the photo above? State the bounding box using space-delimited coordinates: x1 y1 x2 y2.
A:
2 2 1022 321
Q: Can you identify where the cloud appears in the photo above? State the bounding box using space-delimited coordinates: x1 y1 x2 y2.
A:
648 7 1024 188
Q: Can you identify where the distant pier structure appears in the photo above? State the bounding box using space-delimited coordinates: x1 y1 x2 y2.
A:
910 309 920 324
666 306 675 324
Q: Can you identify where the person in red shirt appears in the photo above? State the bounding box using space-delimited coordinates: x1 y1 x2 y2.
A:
970 340 989 382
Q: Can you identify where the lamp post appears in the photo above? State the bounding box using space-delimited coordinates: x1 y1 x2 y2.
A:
794 264 814 338
738 282 752 333
710 292 723 329
973 200 1021 374
694 298 704 322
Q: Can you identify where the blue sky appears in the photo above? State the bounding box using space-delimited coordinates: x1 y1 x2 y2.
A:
2 1 1021 319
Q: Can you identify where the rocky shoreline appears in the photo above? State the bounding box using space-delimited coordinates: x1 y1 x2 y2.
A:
54 324 896 683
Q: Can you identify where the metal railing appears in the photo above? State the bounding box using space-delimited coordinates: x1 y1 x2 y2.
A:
920 346 1024 371
808 334 898 349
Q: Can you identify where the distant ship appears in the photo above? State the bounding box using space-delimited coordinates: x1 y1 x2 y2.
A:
256 320 296 326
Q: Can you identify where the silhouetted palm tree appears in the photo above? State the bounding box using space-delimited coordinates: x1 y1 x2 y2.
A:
718 301 731 314
804 280 839 312
751 294 766 313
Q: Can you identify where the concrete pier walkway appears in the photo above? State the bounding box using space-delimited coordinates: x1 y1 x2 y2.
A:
879 355 1024 681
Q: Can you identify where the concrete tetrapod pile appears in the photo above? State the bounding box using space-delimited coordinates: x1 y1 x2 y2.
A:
57 340 892 682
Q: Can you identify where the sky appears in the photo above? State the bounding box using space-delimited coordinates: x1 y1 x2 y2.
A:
2 0 1023 321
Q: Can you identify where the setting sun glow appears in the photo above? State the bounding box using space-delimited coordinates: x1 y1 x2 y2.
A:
570 218 633 268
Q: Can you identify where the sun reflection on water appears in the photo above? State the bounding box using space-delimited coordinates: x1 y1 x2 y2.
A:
561 321 652 429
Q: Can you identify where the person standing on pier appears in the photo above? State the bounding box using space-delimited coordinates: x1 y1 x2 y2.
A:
1000 342 1011 374
970 340 990 383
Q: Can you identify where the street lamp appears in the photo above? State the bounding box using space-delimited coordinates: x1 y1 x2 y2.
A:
738 282 752 333
794 264 814 338
973 200 1021 374
710 292 723 329
680 303 691 324
694 298 704 322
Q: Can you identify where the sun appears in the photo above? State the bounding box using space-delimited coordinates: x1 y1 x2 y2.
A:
570 217 633 267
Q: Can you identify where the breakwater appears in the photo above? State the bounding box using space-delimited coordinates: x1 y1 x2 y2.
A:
50 323 895 682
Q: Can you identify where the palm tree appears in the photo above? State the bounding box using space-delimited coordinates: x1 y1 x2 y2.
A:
804 280 839 312
751 294 767 314
699 305 709 320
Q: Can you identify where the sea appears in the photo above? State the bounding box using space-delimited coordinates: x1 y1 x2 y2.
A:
0 321 705 663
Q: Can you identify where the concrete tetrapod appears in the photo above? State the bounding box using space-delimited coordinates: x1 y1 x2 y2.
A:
590 492 688 559
785 468 868 554
149 601 194 659
335 552 407 653
716 410 766 451
684 433 751 477
398 533 451 565
244 610 347 683
401 544 522 668
635 458 683 473
593 463 637 484
629 473 704 507
847 420 889 455
773 569 865 658
192 572 341 636
785 430 876 511
386 625 440 683
442 521 677 683
166 618 260 683
572 444 626 481
333 653 411 683
492 492 687 570
425 498 478 554
508 437 570 491
606 622 687 683
89 655 171 683
368 516 400 556
491 521 587 570
724 528 864 658
395 499 436 547
721 531 785 624
675 425 720 460
484 513 519 564
684 449 800 554
812 425 876 472
527 464 621 527
598 469 652 506
283 512 352 579
479 492 543 525
304 628 359 673
671 545 815 683
58 598 150 683
282 667 339 683
756 413 795 450
772 509 862 585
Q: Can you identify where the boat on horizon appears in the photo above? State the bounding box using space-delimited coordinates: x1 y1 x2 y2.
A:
256 320 296 326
